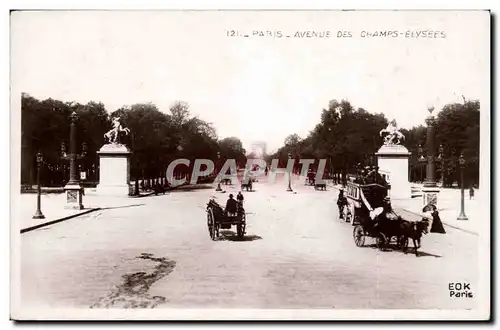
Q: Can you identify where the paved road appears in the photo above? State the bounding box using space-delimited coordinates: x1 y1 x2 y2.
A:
20 174 478 310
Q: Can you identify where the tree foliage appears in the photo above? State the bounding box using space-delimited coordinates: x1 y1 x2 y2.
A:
20 95 246 186
268 99 388 178
269 98 480 187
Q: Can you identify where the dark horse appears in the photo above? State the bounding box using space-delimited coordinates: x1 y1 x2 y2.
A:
373 215 430 256
399 219 430 257
241 180 252 192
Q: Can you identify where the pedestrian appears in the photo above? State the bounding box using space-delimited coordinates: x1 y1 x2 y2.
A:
237 191 244 206
337 187 347 219
423 203 446 234
469 186 475 200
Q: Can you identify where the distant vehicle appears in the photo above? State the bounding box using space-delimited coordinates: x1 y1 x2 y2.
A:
206 197 246 240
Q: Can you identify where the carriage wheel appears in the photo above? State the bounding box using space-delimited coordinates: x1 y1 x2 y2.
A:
353 225 365 247
376 233 387 250
207 208 216 240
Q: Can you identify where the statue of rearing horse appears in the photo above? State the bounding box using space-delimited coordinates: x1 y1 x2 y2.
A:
379 119 405 146
104 117 130 144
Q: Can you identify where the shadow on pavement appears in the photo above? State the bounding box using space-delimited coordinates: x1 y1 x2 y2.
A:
169 185 214 192
362 243 442 258
218 230 263 242
393 248 442 258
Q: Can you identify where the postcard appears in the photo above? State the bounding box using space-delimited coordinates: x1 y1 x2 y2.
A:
10 10 491 320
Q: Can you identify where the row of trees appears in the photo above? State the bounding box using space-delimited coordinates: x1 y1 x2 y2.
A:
21 93 480 188
21 94 248 186
268 99 480 187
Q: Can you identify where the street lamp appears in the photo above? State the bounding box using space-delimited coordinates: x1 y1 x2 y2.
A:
286 152 293 192
421 105 440 207
32 152 45 219
215 151 222 192
457 153 469 221
438 144 445 186
61 111 85 209
424 106 437 187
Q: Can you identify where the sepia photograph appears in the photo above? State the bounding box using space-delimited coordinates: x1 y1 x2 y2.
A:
9 9 491 320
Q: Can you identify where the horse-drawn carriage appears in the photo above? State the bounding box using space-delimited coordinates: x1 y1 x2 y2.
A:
342 181 431 255
206 197 246 240
342 182 406 250
305 171 316 186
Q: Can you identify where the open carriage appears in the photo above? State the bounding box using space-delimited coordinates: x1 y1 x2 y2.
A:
206 197 246 240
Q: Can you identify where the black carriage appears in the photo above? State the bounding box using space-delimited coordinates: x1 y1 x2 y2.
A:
206 198 246 240
344 182 405 250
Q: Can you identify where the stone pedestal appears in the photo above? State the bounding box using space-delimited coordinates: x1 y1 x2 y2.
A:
422 186 440 207
375 144 412 199
96 144 132 196
64 183 84 209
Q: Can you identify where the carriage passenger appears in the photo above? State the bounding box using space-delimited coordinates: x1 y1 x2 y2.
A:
225 194 238 217
372 197 399 229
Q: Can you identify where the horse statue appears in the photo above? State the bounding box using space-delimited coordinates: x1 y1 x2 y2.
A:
379 119 405 145
104 116 130 144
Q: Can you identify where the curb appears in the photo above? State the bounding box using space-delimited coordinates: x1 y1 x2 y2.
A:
131 192 156 198
20 208 101 234
399 208 478 236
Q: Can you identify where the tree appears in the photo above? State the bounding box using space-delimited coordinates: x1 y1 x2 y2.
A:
21 94 112 186
219 137 247 167
435 100 480 186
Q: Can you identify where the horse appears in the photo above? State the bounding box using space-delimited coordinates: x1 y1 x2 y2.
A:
104 118 130 144
379 121 405 145
399 219 430 257
241 180 252 192
306 172 316 186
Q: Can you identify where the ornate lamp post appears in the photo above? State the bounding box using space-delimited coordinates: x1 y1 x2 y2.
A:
61 111 86 209
457 153 469 221
32 152 45 219
215 151 222 192
286 152 293 192
421 106 440 206
417 144 425 182
438 144 445 186
424 107 437 187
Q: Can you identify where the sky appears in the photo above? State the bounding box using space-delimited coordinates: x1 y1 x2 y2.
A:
11 10 489 153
